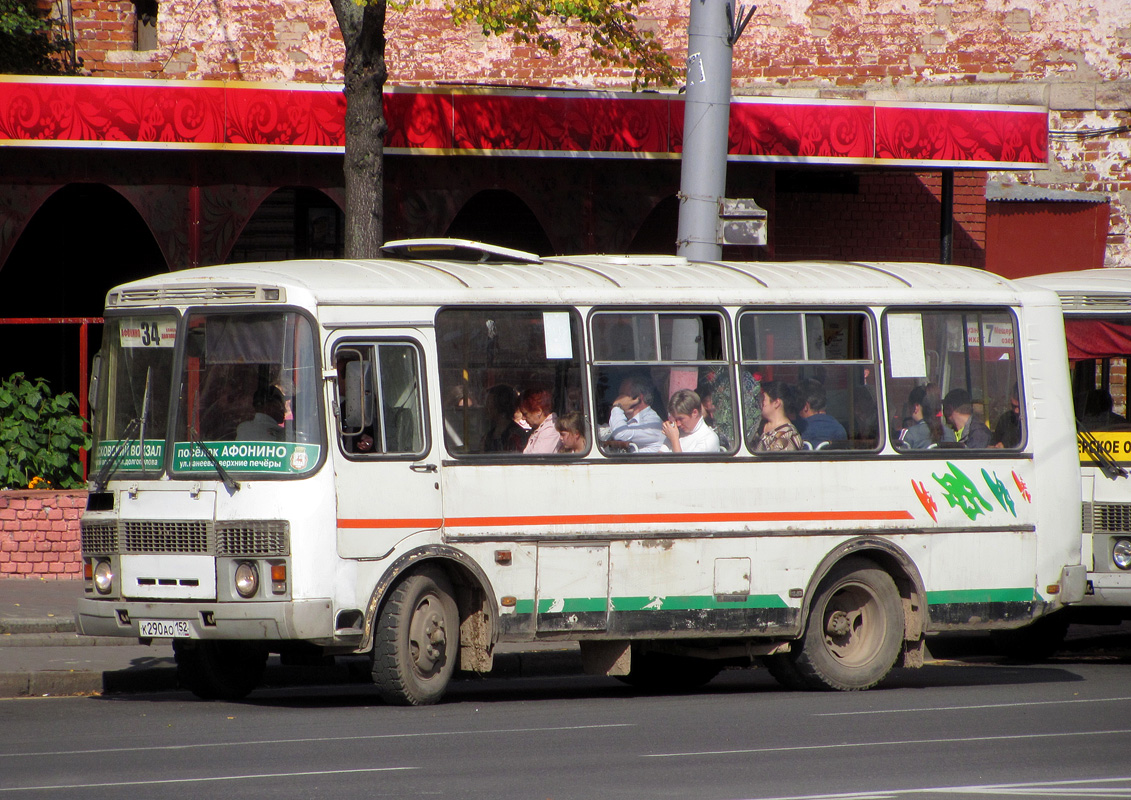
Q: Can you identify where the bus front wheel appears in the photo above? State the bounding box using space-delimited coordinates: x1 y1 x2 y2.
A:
173 639 268 701
371 566 460 706
794 558 903 691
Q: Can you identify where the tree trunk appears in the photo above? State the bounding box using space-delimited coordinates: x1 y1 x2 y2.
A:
331 0 388 259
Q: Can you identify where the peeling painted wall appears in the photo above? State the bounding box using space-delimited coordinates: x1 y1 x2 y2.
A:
67 0 1131 265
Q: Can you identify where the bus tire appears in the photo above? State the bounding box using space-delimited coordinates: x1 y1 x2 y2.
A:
760 653 812 691
173 639 268 701
371 566 460 706
615 646 723 692
794 558 903 691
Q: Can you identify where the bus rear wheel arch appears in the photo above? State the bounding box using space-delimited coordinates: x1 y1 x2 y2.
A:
792 556 905 691
370 564 461 705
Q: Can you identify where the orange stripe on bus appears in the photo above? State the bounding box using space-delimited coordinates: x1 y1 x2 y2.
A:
337 510 913 529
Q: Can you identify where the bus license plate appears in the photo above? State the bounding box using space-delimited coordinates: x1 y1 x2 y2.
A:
138 619 195 638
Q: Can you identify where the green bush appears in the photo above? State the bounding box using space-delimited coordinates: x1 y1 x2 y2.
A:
0 373 91 489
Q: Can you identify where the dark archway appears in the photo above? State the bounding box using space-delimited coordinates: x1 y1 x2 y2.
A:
0 183 166 397
627 195 679 255
444 190 554 256
228 187 344 263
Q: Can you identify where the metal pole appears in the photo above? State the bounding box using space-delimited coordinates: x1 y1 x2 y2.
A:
79 320 90 479
939 169 954 265
676 0 735 262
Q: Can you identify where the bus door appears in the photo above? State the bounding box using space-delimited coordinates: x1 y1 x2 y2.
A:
329 334 441 559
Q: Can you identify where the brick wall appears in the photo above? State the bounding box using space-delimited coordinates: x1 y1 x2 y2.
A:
0 491 85 579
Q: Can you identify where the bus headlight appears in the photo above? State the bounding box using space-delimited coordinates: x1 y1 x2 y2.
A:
234 561 259 598
1113 539 1131 571
93 560 114 595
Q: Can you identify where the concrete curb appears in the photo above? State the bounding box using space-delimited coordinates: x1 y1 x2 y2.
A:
0 618 77 636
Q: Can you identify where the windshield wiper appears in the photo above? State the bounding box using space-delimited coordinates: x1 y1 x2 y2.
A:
1077 422 1128 480
186 425 241 495
89 417 141 493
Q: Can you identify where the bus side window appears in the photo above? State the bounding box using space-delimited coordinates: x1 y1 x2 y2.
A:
435 307 585 456
738 310 877 452
590 311 735 455
883 310 1024 451
334 343 425 457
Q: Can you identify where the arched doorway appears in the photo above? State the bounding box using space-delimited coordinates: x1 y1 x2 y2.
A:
0 184 166 397
445 190 554 256
627 195 679 255
228 187 344 263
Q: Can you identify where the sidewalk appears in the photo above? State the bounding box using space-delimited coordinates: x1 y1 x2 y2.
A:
0 578 582 698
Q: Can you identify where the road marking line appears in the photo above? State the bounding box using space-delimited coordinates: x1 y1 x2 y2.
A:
644 728 1131 759
816 695 1131 716
0 767 417 793
0 722 632 759
723 775 1131 800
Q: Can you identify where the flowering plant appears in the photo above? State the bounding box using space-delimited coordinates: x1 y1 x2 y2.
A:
0 373 90 490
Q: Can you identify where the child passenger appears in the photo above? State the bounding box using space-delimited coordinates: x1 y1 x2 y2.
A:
661 389 721 453
555 411 588 453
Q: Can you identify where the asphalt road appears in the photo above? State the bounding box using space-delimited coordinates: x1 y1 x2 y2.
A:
3 656 1131 800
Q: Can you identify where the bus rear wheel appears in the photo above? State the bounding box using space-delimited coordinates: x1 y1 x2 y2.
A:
794 558 903 691
371 566 460 706
173 639 268 701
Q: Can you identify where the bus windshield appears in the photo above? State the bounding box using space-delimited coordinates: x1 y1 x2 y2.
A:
1067 316 1131 457
171 310 323 478
91 314 179 478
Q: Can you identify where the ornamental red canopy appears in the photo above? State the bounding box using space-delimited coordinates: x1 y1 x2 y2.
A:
1065 319 1131 361
0 76 1048 169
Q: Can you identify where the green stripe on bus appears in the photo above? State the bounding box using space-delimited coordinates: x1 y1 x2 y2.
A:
614 595 789 611
512 594 790 614
925 588 1037 605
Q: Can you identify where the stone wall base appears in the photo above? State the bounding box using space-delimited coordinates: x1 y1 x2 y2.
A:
0 491 85 579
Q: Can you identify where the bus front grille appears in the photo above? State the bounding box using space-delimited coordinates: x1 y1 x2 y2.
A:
81 519 289 556
216 521 289 556
80 521 118 554
123 521 211 553
1093 503 1131 534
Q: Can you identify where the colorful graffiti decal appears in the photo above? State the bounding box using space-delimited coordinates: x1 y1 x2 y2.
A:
1012 471 1032 504
911 479 938 522
928 461 1018 521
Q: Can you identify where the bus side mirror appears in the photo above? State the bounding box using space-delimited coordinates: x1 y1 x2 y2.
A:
88 352 102 413
341 359 371 433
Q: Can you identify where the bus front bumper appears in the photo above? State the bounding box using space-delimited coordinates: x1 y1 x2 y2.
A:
76 597 334 642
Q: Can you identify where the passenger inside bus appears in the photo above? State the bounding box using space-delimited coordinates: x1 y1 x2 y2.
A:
897 384 941 450
555 410 588 453
603 375 666 453
481 384 529 453
519 388 561 454
695 380 733 450
942 388 992 448
661 389 721 453
797 380 847 448
1081 388 1128 430
236 384 286 442
753 380 802 451
990 385 1023 448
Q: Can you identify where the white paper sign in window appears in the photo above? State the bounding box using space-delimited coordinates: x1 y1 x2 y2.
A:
543 312 574 360
887 314 928 378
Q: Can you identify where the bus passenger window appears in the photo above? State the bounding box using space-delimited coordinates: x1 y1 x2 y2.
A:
884 310 1024 451
334 342 425 457
435 308 584 457
738 311 877 452
590 311 733 455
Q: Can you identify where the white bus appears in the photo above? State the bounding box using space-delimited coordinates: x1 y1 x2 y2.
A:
77 241 1084 704
1020 269 1131 633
